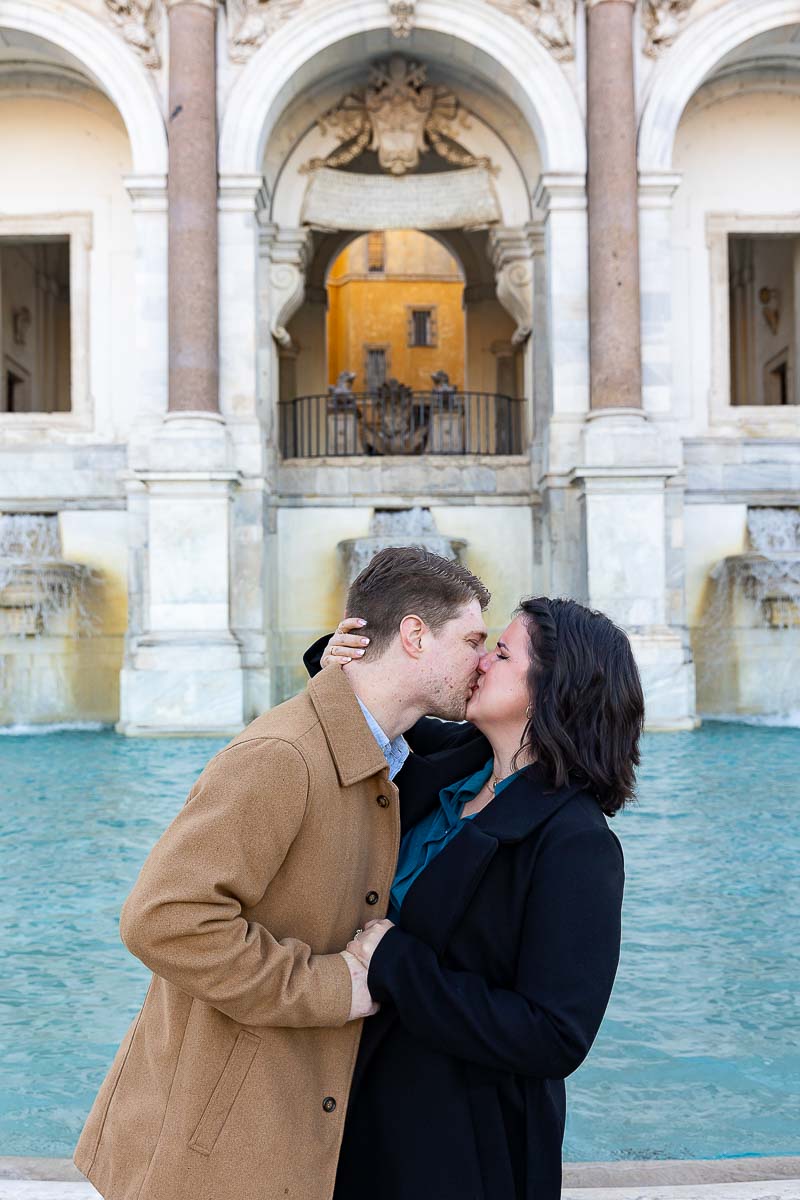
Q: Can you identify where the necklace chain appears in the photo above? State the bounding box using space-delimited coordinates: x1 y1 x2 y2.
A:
489 769 510 795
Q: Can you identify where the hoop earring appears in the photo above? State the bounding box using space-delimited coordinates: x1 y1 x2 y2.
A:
525 704 532 720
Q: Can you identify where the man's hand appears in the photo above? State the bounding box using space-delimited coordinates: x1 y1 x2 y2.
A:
340 950 379 1020
346 919 395 970
321 618 370 668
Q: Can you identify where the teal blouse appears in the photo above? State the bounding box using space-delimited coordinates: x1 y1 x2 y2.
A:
388 759 522 921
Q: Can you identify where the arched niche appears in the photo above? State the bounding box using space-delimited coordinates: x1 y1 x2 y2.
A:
638 0 800 172
0 0 166 175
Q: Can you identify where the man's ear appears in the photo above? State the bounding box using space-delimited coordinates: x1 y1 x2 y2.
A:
398 614 427 658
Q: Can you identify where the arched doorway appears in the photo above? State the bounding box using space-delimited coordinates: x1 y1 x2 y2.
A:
214 3 586 706
278 224 525 458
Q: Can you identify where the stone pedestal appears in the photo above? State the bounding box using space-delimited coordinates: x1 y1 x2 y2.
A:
572 409 697 730
118 413 245 736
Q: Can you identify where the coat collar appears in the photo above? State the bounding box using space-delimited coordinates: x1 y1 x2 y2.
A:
307 667 389 788
398 763 587 955
471 762 585 844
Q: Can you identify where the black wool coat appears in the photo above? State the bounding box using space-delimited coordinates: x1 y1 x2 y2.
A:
303 641 625 1200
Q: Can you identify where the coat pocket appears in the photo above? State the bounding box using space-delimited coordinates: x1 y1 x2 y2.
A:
188 1030 261 1156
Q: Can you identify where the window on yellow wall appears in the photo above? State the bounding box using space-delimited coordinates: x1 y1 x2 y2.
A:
366 232 386 274
408 307 437 348
364 345 389 391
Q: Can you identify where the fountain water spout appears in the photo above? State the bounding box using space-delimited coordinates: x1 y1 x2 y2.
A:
337 507 466 587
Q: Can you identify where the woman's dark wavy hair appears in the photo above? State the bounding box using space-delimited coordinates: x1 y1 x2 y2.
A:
513 597 644 816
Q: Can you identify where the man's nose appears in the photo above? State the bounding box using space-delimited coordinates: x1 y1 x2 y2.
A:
477 651 492 673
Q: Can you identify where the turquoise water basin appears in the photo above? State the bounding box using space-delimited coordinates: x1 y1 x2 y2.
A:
0 722 798 1161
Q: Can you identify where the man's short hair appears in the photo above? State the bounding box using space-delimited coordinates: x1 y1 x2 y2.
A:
345 546 490 655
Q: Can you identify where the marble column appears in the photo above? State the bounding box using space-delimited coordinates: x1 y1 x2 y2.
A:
586 0 641 410
167 0 219 413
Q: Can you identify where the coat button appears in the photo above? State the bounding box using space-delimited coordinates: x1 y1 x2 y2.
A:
375 794 390 808
322 1096 337 1113
365 891 379 905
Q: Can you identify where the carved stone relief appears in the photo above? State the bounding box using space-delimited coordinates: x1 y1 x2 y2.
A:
389 0 416 38
642 0 695 58
103 0 161 68
486 0 576 62
303 57 495 177
226 0 302 63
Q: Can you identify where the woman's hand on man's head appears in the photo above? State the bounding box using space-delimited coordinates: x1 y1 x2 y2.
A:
321 617 370 668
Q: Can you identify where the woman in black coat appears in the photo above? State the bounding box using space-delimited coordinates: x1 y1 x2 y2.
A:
310 595 643 1200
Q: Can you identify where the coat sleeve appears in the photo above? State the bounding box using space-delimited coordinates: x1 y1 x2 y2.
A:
366 824 624 1078
303 634 330 678
402 715 485 755
118 737 352 1030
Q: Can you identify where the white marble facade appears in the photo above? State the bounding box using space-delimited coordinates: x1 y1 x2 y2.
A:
1 0 800 731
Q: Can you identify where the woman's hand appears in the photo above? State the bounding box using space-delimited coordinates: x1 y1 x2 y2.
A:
346 918 395 969
340 950 380 1020
321 617 370 668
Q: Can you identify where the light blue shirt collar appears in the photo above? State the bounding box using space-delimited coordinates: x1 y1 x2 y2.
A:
356 697 411 781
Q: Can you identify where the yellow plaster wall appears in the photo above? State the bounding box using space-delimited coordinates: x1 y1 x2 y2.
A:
58 510 128 721
327 231 465 391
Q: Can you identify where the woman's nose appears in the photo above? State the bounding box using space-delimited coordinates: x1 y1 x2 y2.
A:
477 652 492 673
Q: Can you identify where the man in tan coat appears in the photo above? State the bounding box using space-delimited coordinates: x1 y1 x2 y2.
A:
74 547 490 1200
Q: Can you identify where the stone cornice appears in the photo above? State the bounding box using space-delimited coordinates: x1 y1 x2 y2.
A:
533 172 587 213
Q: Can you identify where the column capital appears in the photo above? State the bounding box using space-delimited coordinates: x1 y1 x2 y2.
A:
585 0 635 8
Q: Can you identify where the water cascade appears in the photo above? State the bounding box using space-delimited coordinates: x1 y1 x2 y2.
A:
695 507 800 720
0 514 99 726
338 507 466 586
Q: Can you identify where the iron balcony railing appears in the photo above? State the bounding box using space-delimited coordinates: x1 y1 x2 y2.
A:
279 390 525 458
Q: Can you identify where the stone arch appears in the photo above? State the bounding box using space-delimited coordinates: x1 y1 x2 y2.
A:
0 0 167 175
219 0 585 177
638 0 800 171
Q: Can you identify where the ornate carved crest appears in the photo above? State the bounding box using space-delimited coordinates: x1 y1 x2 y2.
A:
642 0 695 57
389 0 416 38
486 0 575 62
226 0 302 63
303 57 494 177
104 0 161 68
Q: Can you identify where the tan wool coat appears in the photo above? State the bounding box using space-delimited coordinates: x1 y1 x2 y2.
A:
74 667 401 1200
